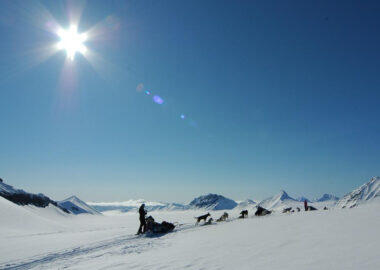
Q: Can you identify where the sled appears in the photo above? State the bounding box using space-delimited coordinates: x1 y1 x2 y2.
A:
145 216 175 234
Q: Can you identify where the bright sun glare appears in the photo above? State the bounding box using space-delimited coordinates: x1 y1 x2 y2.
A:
57 25 87 61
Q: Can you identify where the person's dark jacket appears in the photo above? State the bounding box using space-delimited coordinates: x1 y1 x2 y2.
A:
139 205 147 221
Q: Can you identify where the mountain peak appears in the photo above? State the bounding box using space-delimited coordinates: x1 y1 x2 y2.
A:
236 199 257 208
59 195 101 215
244 199 256 204
337 177 380 208
258 190 297 210
297 196 311 202
64 195 84 203
316 194 339 202
189 193 237 210
276 190 293 201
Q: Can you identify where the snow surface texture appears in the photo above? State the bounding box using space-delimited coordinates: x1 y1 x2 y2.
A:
336 176 380 208
58 196 101 215
0 196 379 270
189 193 238 210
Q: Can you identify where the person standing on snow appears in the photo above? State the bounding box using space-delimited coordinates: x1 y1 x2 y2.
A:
137 203 147 235
304 200 308 211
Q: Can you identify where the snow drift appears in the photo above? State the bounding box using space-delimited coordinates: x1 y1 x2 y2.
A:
0 196 69 234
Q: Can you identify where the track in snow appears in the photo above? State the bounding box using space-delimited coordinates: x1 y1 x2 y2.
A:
0 222 203 270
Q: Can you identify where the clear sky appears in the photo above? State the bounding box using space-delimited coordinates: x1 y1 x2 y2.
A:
0 0 379 203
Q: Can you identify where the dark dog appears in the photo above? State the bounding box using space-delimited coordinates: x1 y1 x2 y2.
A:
307 206 317 211
204 218 213 225
239 210 248 219
255 206 272 216
282 207 292 213
195 213 211 224
296 207 301 212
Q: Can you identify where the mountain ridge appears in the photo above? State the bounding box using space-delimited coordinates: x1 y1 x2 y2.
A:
336 177 380 208
58 196 101 215
0 180 69 213
189 193 238 210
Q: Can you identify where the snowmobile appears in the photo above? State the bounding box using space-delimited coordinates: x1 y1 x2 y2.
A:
145 216 175 234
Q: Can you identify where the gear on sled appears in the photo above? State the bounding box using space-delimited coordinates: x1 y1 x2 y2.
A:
145 216 175 234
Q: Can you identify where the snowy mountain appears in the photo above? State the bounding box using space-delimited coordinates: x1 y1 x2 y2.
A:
159 202 189 211
316 194 339 202
336 177 380 208
58 196 101 215
236 199 257 209
88 199 188 213
0 180 69 213
296 196 310 202
189 194 238 210
258 190 298 210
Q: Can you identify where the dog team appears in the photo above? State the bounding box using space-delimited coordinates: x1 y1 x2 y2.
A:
138 199 324 233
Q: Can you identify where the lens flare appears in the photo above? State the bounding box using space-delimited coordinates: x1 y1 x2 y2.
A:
136 83 144 92
153 95 164 105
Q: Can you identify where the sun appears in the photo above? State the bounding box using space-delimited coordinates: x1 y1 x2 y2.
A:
57 25 87 61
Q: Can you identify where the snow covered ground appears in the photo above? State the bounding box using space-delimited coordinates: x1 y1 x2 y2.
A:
1 196 379 270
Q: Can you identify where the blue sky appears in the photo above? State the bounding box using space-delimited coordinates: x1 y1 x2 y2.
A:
0 0 379 202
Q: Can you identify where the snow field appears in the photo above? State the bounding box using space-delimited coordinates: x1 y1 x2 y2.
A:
1 199 379 269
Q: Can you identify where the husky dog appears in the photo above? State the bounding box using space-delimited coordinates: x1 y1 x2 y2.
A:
217 212 229 222
204 218 213 225
195 213 211 224
239 210 248 219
